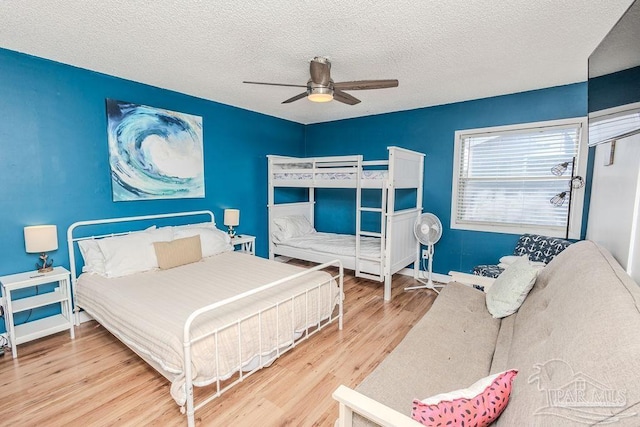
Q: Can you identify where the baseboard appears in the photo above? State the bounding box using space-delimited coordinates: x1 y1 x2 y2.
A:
397 267 451 284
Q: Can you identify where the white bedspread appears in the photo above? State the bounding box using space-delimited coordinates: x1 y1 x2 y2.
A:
76 251 338 406
275 232 382 258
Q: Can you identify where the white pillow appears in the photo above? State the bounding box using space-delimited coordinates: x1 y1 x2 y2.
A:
173 227 232 257
78 239 107 275
499 254 528 265
272 215 315 243
486 257 540 318
97 227 173 278
169 221 216 231
499 254 545 270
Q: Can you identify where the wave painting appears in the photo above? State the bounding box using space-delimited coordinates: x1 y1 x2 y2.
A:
106 99 204 201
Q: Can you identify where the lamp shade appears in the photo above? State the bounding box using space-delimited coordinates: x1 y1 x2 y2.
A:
24 225 58 253
223 209 240 227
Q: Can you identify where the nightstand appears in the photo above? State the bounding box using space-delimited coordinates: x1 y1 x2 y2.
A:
230 235 256 255
0 266 74 358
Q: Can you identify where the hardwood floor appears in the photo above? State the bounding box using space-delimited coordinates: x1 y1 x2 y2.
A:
0 268 437 426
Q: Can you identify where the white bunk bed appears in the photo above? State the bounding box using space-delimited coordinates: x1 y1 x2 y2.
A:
67 210 344 427
268 146 425 301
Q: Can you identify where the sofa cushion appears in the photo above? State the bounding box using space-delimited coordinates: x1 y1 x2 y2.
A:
353 282 501 426
494 241 640 426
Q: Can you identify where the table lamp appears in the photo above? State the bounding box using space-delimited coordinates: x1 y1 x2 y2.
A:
24 225 58 273
223 209 240 238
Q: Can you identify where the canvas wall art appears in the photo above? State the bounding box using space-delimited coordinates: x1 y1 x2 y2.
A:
106 99 204 201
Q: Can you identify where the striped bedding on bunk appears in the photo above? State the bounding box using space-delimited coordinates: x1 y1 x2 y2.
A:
75 251 339 406
275 232 382 258
274 170 388 181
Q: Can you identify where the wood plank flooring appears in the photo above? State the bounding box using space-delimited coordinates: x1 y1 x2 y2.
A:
0 267 437 426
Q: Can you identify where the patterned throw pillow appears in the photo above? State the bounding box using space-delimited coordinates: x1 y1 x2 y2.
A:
411 370 518 427
513 234 571 263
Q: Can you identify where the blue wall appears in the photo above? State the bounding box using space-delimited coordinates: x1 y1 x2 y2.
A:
0 48 303 326
588 65 640 112
304 83 588 275
0 46 590 331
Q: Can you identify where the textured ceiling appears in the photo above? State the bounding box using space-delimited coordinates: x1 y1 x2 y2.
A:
0 1 634 124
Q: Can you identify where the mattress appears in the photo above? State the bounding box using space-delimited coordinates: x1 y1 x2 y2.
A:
75 251 339 406
275 232 382 258
274 170 388 181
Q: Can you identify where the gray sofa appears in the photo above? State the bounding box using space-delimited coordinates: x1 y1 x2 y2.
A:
334 241 640 426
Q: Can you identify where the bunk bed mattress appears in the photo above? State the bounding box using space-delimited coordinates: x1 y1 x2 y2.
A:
274 170 388 181
75 251 339 405
275 232 381 258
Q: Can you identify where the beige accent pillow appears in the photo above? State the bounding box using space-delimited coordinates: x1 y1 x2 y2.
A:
486 257 539 318
153 235 202 270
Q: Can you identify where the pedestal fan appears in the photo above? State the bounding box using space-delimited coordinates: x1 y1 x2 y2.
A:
405 213 445 294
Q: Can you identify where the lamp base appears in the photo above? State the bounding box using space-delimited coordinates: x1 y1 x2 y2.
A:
36 252 54 273
227 226 237 238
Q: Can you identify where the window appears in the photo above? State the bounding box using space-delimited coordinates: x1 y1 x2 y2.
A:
451 118 587 238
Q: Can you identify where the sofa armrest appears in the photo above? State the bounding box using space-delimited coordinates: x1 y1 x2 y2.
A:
448 271 496 292
332 385 422 427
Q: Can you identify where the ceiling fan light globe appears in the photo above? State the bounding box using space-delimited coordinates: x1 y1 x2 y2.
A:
307 93 333 102
307 86 333 103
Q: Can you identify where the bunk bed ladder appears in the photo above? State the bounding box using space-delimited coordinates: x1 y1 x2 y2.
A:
355 157 386 282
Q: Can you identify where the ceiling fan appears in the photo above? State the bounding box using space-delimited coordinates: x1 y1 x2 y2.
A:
243 56 398 105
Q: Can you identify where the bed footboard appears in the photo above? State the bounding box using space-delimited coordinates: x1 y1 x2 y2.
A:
183 259 344 427
333 385 422 427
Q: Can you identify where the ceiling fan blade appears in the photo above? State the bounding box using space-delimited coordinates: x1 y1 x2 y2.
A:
243 81 307 88
282 92 308 104
310 58 331 85
333 89 361 105
333 79 399 90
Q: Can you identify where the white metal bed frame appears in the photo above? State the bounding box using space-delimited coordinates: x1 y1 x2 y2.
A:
268 146 424 301
67 210 344 427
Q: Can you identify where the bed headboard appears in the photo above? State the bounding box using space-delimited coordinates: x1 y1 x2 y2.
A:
67 210 215 292
387 146 425 189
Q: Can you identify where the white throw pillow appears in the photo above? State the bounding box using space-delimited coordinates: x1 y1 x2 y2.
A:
272 215 315 243
170 221 216 231
173 227 232 257
486 257 540 318
78 239 107 275
499 254 528 265
97 227 173 278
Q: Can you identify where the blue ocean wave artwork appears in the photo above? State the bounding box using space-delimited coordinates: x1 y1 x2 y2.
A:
106 99 204 201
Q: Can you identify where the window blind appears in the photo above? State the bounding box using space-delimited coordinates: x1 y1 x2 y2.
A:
454 122 583 232
588 108 640 146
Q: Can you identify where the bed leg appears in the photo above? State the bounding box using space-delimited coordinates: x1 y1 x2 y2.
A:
186 404 195 427
383 275 392 301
